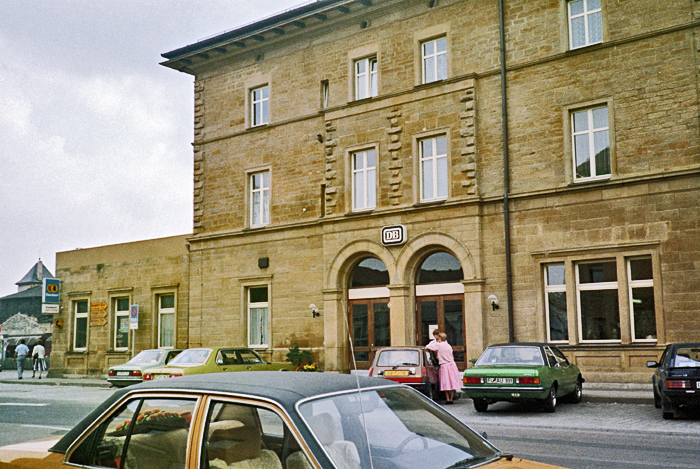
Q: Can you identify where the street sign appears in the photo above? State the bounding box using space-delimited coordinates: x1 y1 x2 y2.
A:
91 302 108 311
43 278 60 303
129 305 139 330
42 304 60 314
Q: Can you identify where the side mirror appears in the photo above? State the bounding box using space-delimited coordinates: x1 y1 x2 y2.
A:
646 360 659 368
216 359 224 365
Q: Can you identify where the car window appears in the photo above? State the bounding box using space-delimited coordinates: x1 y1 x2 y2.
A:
551 347 570 366
377 350 421 367
130 350 164 365
166 350 181 364
201 400 304 469
238 349 265 364
169 349 211 366
672 347 700 368
475 346 544 366
67 397 196 469
216 349 240 366
544 347 558 367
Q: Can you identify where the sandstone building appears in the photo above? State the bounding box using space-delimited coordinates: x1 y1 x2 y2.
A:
54 0 699 382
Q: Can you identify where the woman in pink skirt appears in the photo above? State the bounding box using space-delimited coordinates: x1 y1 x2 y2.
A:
425 332 462 404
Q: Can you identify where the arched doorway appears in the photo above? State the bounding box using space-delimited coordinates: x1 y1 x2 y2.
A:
348 257 390 369
416 251 466 369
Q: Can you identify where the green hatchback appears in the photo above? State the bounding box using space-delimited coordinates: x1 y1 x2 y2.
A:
462 343 584 413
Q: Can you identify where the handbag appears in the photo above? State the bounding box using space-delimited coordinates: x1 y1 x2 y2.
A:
33 353 39 360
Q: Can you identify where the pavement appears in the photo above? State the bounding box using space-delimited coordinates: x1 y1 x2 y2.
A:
0 369 655 404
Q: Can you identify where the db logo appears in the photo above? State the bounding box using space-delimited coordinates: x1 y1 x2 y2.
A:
381 225 407 246
46 283 59 293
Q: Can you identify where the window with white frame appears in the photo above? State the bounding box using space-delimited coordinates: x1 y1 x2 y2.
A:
114 297 130 350
545 264 568 342
628 257 656 341
248 286 269 348
158 293 176 348
251 85 269 127
73 299 88 351
577 260 620 342
568 0 603 49
250 171 270 227
572 106 610 182
355 57 377 100
421 37 447 84
352 149 376 211
420 135 448 202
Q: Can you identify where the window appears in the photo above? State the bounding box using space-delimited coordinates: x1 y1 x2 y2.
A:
572 106 610 181
628 257 656 341
248 286 269 348
251 85 269 126
114 297 130 350
158 293 176 348
419 135 448 202
354 57 377 100
568 0 603 49
576 260 620 342
351 149 376 211
422 37 447 84
545 264 568 342
321 80 329 108
250 171 270 227
73 299 88 351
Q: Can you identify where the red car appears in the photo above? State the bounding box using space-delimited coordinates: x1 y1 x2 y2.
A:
369 346 439 400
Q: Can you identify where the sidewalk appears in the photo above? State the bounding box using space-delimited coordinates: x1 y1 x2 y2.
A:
0 369 110 388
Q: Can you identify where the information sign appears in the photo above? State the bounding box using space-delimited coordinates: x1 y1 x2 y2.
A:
43 278 60 303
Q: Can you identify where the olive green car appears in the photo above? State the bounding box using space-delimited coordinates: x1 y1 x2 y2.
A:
142 347 295 381
462 343 584 413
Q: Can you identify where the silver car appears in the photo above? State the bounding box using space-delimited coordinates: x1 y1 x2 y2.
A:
107 349 182 387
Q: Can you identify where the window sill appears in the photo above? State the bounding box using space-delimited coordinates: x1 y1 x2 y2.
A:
413 199 447 208
345 209 375 217
570 176 611 187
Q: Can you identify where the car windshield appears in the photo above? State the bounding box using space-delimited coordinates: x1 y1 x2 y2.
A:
672 347 700 367
475 346 544 366
168 349 211 366
128 350 165 365
298 387 498 469
377 350 421 367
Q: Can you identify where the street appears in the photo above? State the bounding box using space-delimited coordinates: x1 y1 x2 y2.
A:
0 380 698 468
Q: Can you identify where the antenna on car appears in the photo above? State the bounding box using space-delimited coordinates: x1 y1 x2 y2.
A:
340 298 375 469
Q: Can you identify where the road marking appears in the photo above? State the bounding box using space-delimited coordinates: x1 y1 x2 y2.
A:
0 403 49 407
22 424 71 431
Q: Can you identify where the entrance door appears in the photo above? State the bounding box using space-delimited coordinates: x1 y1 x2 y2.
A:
349 299 390 369
417 295 465 369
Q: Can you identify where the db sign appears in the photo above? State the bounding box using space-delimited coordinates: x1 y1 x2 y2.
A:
381 225 407 246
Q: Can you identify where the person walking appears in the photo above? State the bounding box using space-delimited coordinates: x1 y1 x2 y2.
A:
14 339 29 380
31 339 47 379
425 332 462 404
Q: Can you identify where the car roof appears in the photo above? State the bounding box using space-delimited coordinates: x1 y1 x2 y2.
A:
487 342 550 348
51 371 392 454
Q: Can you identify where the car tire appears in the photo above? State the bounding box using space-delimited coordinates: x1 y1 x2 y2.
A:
543 386 557 413
653 387 661 409
473 398 488 413
567 379 583 404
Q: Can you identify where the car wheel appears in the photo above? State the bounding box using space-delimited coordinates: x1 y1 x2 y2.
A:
653 388 661 409
567 379 583 404
543 386 557 413
473 398 488 413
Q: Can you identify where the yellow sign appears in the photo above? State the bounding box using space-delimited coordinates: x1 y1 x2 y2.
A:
91 310 108 319
90 317 108 327
91 302 108 311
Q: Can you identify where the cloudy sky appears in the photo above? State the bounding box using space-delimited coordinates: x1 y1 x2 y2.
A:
0 0 303 297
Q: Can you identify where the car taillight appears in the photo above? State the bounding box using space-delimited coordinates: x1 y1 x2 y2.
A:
666 379 691 389
169 373 183 378
130 370 142 377
108 370 115 377
143 373 153 381
368 367 373 376
464 376 484 384
516 377 540 384
422 367 427 376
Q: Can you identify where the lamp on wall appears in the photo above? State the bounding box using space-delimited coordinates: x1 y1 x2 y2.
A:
309 304 320 318
488 294 499 311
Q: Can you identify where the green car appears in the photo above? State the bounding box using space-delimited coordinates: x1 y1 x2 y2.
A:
142 347 295 381
462 343 584 413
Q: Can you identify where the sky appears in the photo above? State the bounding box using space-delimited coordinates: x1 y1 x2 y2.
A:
0 0 303 298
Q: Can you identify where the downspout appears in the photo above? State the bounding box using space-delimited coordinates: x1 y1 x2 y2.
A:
498 0 515 343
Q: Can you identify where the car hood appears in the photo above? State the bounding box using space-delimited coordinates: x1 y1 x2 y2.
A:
0 437 64 467
464 366 541 376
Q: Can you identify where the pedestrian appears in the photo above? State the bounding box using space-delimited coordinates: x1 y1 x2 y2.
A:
32 339 47 379
425 332 462 405
14 338 29 380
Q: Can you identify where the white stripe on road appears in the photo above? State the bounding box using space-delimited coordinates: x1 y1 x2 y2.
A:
0 403 49 406
21 424 71 431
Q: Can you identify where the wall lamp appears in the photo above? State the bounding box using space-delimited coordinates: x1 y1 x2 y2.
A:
488 294 500 311
309 303 320 318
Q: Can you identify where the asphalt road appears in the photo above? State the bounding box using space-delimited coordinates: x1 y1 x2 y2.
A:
0 381 698 468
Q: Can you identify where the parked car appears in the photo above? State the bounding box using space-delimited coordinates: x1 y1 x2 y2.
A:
107 349 183 387
462 343 584 413
0 372 570 468
647 342 700 419
142 347 295 380
369 346 439 399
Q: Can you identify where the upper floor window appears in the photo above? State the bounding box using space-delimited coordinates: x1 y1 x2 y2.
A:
73 299 88 351
420 135 448 202
568 0 603 49
114 297 130 350
355 57 378 100
248 286 269 348
158 293 176 348
250 171 270 227
251 85 269 127
422 37 447 84
352 149 376 211
572 106 610 182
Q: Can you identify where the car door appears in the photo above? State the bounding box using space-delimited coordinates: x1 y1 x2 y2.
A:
544 346 567 396
237 349 269 371
551 346 577 394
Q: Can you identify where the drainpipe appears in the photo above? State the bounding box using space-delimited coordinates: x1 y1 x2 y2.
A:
498 0 515 343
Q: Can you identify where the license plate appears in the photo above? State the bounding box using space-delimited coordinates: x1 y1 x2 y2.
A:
116 371 130 376
153 374 169 380
384 370 409 377
486 377 514 384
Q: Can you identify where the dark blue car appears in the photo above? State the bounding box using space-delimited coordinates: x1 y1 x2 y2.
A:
647 343 700 419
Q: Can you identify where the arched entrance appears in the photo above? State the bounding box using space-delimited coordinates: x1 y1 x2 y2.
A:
415 251 466 369
348 257 390 369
